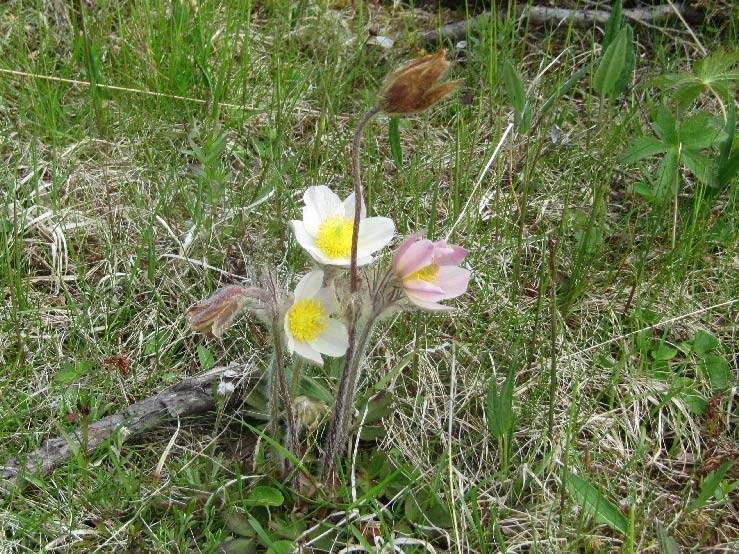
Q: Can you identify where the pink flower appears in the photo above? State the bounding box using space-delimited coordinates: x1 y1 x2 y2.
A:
392 235 471 311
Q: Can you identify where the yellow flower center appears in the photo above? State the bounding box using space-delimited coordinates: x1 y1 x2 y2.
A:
316 216 354 259
405 263 439 284
287 299 327 342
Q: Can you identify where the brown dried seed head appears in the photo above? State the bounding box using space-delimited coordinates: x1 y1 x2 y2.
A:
186 286 261 338
377 50 460 115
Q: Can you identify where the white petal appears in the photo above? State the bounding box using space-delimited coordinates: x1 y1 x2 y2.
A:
292 340 324 366
294 270 324 299
292 221 336 265
314 287 338 313
304 185 343 227
309 319 349 357
343 192 366 220
357 217 395 257
302 205 321 236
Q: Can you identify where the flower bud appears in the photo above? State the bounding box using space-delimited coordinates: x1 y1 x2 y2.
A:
186 286 268 338
377 50 461 116
293 395 327 432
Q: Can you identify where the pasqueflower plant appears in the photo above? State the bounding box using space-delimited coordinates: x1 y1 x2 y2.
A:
186 50 469 487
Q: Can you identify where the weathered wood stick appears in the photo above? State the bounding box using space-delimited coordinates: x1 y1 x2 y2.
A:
422 4 704 46
1 364 258 491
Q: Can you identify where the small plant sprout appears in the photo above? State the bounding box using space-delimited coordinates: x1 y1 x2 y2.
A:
393 235 471 311
284 270 348 366
290 186 395 266
186 50 466 488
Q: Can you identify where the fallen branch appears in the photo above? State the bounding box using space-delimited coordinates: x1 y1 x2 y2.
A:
422 4 704 46
1 364 258 492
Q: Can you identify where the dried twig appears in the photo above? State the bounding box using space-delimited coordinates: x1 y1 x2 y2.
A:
1 364 257 493
422 4 704 46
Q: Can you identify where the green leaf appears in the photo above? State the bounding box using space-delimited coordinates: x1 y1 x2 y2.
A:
630 181 656 202
266 541 293 554
717 102 738 187
654 147 679 202
652 107 678 145
502 61 531 132
219 538 257 554
652 343 677 361
693 331 719 356
55 360 94 386
593 26 629 97
246 485 284 507
701 354 731 391
613 24 635 95
566 472 628 535
603 0 623 50
197 345 215 370
486 370 514 441
679 113 725 150
388 117 403 166
682 150 716 186
620 136 669 164
224 512 255 537
687 460 735 511
681 392 707 415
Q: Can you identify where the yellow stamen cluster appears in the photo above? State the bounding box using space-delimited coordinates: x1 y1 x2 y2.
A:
405 263 440 284
316 216 354 259
287 299 327 342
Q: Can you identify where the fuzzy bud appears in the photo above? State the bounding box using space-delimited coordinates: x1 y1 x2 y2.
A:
186 286 268 338
377 50 461 116
293 395 327 433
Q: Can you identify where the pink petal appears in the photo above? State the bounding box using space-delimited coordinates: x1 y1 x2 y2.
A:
403 279 445 296
406 293 453 311
437 266 471 299
433 240 467 266
393 239 434 278
394 233 424 262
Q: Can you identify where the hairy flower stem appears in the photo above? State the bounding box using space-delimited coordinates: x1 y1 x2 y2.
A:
349 106 380 293
271 317 297 473
321 311 379 484
320 106 380 487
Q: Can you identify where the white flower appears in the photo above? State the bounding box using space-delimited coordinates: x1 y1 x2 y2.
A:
284 270 349 366
290 185 395 266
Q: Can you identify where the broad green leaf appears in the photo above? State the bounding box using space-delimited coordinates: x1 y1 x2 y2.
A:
224 512 255 537
701 354 731 391
388 117 403 166
631 181 656 202
717 102 738 187
593 26 629 97
681 392 707 415
654 147 679 202
267 541 293 554
652 343 677 361
55 360 94 386
566 473 628 535
539 64 589 118
220 538 257 554
693 331 719 356
613 24 635 95
603 0 623 50
486 371 514 441
245 485 284 507
682 150 716 186
502 61 531 132
687 460 734 511
620 136 668 164
679 113 725 150
652 107 678 145
197 345 215 370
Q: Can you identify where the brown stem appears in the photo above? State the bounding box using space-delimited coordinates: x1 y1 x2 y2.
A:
320 106 380 487
349 106 381 293
272 315 296 469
